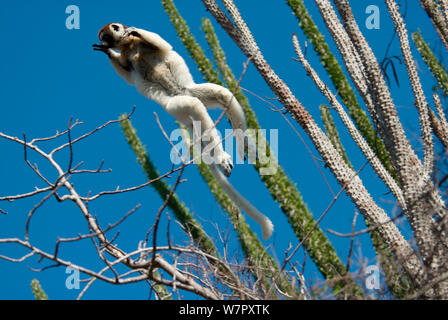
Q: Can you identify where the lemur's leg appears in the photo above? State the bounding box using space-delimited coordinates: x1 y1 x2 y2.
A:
93 45 134 85
165 95 233 177
187 83 247 161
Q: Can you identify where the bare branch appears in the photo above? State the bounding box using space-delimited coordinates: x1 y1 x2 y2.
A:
25 183 63 242
50 106 135 156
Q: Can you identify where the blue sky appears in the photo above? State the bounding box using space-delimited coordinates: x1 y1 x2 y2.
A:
0 1 444 299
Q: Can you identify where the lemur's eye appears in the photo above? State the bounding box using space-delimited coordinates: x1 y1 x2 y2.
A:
111 24 120 31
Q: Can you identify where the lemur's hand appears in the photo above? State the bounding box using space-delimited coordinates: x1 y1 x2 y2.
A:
92 44 112 57
92 43 107 50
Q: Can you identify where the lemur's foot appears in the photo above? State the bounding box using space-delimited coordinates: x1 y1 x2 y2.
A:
216 152 233 177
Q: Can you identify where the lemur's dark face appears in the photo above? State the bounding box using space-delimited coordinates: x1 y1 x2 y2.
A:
97 23 127 48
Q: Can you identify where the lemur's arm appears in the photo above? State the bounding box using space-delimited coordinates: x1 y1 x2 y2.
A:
125 27 172 52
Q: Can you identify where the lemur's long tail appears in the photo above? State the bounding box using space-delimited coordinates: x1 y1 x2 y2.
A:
209 164 273 240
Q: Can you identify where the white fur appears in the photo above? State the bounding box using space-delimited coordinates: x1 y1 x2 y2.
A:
209 164 273 240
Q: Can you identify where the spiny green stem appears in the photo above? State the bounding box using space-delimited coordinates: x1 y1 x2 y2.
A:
120 117 216 253
412 31 448 96
287 0 398 183
288 0 411 298
30 279 48 300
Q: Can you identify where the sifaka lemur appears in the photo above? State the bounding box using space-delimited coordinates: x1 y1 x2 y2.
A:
93 23 273 239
